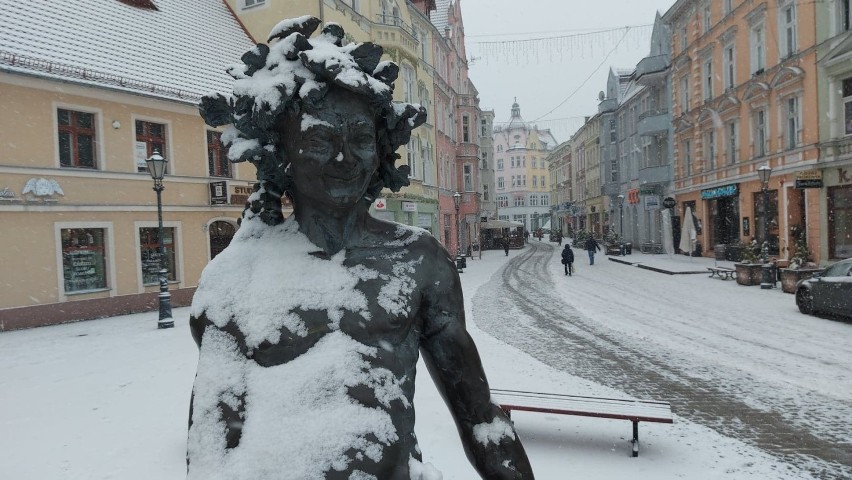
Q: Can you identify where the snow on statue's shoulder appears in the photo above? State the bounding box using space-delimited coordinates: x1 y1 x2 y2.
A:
385 224 427 248
190 215 371 349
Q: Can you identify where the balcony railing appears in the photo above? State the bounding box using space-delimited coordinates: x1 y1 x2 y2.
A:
820 136 852 160
376 14 416 38
637 109 670 137
635 54 670 81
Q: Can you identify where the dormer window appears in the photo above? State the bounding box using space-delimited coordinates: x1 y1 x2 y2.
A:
118 0 158 10
244 0 266 8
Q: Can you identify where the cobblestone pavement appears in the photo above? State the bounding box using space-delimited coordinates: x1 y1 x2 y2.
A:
473 242 852 480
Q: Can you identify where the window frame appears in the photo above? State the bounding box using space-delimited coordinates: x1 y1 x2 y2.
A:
723 43 736 90
779 1 797 59
207 130 231 178
56 106 100 169
785 96 800 149
753 108 768 157
683 139 692 177
726 120 739 164
703 56 714 100
134 117 170 174
750 22 766 74
135 221 182 288
843 77 852 136
56 224 113 296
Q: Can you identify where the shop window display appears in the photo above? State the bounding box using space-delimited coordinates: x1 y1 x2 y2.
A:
139 227 176 284
61 228 107 292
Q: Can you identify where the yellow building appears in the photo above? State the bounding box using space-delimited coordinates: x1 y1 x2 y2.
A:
0 1 256 329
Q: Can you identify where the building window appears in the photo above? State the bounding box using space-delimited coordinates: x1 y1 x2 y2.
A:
207 131 230 177
841 0 851 32
751 24 765 74
786 97 800 149
61 228 107 293
514 197 525 207
463 163 473 191
462 115 470 142
244 0 265 7
497 158 504 170
683 139 692 176
482 184 489 201
402 64 414 103
704 130 716 171
139 227 176 285
609 119 617 143
724 0 733 15
680 76 690 113
135 120 168 173
779 2 797 59
680 26 688 52
532 176 538 187
724 44 735 90
828 185 852 258
58 109 97 169
727 121 738 164
843 77 852 135
498 177 505 189
481 119 488 137
703 58 714 100
407 138 419 179
754 109 768 157
541 195 549 206
530 195 538 206
522 175 527 186
703 3 712 33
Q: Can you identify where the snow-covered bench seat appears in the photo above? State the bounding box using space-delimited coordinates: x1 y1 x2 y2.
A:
490 389 673 457
707 266 736 280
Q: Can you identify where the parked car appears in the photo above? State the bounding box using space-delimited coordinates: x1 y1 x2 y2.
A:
795 258 852 318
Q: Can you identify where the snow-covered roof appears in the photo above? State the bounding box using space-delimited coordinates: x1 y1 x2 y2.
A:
430 0 451 36
0 0 256 103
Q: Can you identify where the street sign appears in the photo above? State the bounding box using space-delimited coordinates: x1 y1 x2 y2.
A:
662 197 676 209
374 198 386 210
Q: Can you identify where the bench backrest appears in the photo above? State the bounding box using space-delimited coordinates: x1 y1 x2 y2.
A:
491 389 673 423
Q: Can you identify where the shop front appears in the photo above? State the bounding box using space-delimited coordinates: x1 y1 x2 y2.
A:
825 166 852 260
701 184 741 250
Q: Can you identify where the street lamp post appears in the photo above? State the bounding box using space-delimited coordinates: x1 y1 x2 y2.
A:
617 194 625 255
453 192 464 272
757 165 774 289
145 150 174 329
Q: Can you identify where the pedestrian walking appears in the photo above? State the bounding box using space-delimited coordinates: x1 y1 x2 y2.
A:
557 233 563 246
523 230 529 244
561 244 574 276
503 238 510 256
584 236 601 265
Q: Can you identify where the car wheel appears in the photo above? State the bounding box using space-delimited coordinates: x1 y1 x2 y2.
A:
796 287 813 314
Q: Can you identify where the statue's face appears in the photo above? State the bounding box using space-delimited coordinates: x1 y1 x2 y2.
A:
285 88 379 209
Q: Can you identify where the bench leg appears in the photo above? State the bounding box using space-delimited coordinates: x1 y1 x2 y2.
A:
631 421 639 457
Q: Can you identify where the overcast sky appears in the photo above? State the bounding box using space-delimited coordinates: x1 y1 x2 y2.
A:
459 0 677 143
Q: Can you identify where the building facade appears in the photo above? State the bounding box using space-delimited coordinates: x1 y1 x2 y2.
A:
492 101 557 233
664 0 821 261
0 0 256 329
547 140 573 235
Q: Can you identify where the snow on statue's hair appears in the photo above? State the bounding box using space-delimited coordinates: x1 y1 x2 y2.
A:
199 15 427 225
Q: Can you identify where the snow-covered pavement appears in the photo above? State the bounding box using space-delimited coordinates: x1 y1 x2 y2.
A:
1 244 849 479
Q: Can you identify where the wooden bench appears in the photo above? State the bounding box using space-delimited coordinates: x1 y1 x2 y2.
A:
491 389 673 457
707 267 736 280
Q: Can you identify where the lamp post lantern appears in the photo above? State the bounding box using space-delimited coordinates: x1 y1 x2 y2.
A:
617 194 625 255
757 164 774 289
145 150 174 328
453 192 464 272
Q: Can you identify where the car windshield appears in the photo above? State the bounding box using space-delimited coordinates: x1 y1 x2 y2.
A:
823 262 852 277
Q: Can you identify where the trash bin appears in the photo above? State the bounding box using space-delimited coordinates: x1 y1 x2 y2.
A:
714 244 726 261
625 242 632 255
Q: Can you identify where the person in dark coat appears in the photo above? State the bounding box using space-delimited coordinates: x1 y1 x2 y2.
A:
560 244 574 276
503 238 510 256
585 236 601 265
557 233 563 246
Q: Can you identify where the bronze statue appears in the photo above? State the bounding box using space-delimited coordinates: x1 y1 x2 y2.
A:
188 16 534 480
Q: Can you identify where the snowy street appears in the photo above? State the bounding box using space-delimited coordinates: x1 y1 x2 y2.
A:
477 241 852 479
1 242 851 479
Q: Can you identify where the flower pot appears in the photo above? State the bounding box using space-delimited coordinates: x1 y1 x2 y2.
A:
734 263 764 286
779 268 823 294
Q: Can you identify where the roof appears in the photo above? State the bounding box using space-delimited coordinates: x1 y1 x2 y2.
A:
0 0 256 103
431 0 451 36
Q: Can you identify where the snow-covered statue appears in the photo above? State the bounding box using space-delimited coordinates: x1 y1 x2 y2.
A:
188 16 534 480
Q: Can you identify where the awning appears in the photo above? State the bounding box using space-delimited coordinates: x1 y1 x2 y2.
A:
481 220 524 229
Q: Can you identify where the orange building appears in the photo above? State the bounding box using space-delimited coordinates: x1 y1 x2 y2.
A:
665 0 821 261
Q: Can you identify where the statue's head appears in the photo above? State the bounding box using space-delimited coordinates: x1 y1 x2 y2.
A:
200 16 427 225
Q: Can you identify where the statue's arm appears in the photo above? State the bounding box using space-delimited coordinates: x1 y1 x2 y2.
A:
419 252 534 480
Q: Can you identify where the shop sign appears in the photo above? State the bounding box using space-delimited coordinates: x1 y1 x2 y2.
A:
209 181 228 205
417 213 432 228
662 197 677 209
795 170 823 189
0 187 17 201
230 185 253 206
627 189 641 204
134 142 148 171
837 167 850 184
401 201 417 212
701 184 738 200
644 195 660 211
374 198 387 210
640 185 660 195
